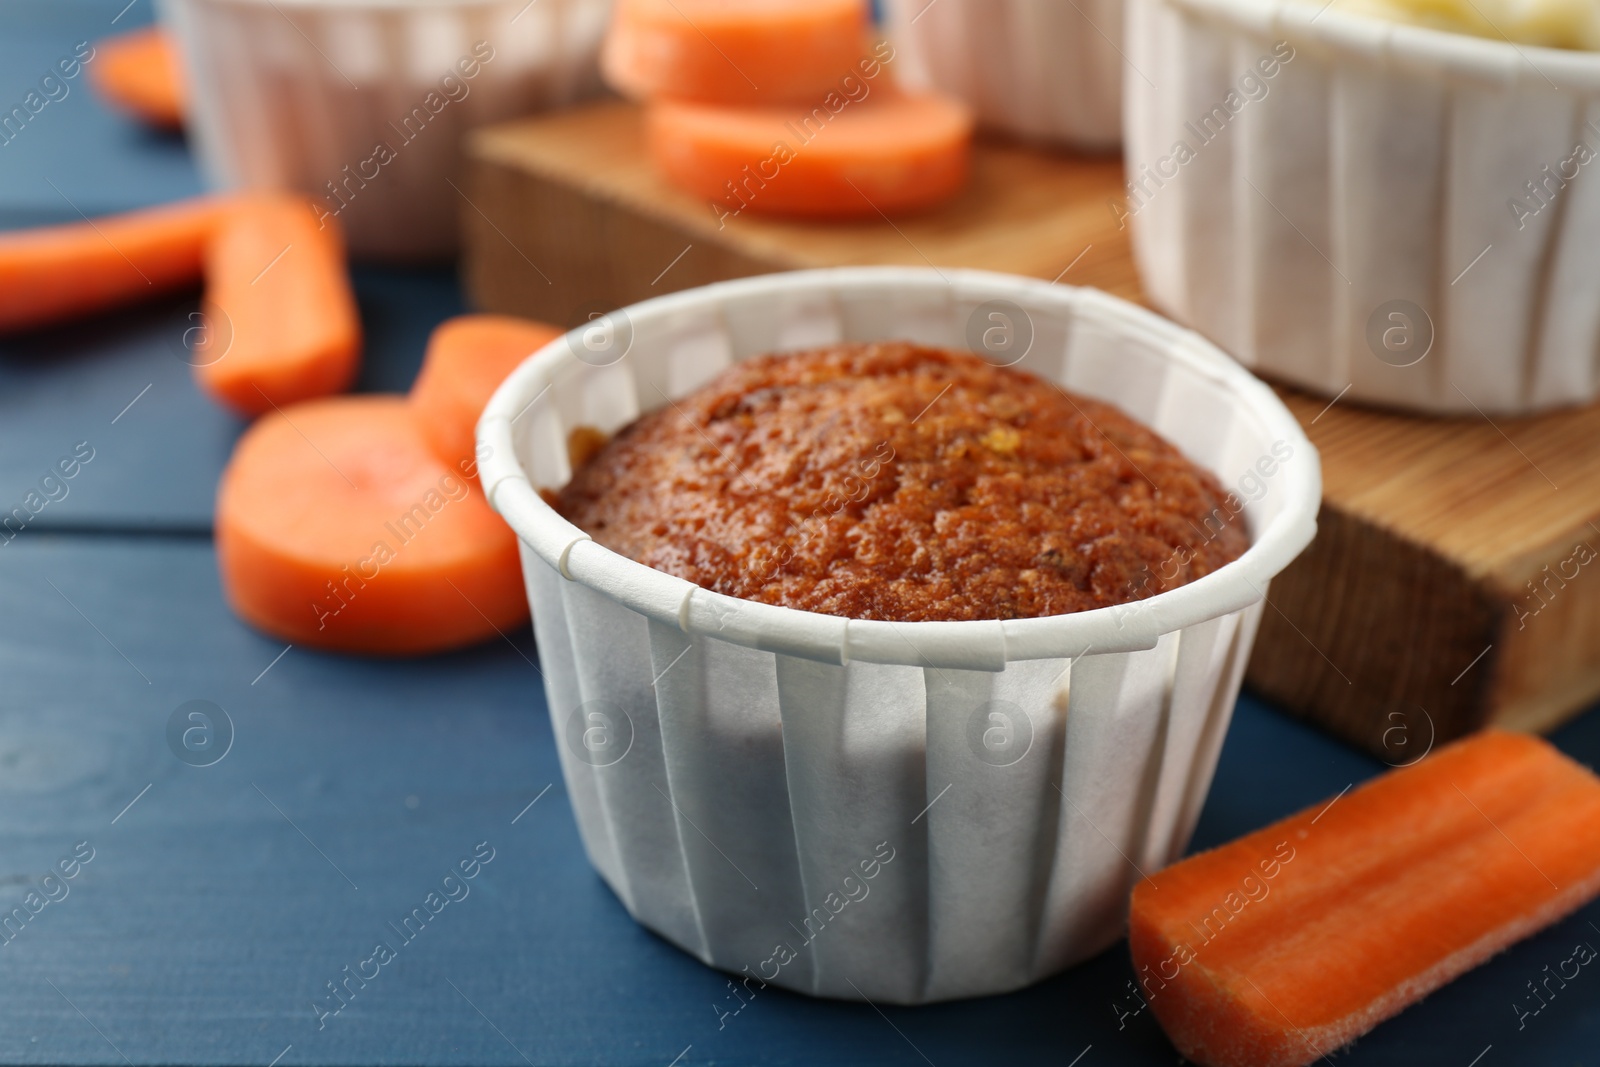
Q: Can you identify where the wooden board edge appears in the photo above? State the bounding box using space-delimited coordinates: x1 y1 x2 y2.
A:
1245 503 1502 759
462 153 800 326
1486 531 1600 734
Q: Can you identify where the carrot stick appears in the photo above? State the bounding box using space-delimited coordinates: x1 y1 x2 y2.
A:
89 27 186 130
194 193 361 418
1130 729 1600 1067
0 196 233 335
602 0 869 105
647 92 973 220
216 395 528 655
410 314 562 476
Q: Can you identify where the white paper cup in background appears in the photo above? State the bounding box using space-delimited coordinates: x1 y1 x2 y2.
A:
882 0 1125 150
161 0 611 261
478 268 1320 1003
1126 0 1600 415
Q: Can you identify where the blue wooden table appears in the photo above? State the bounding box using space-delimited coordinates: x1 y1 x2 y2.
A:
3 4 1598 1064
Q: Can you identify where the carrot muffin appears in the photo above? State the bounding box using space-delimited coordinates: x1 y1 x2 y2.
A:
551 342 1248 622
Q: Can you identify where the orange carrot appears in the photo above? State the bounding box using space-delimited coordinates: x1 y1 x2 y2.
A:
647 92 973 221
602 0 869 105
90 27 186 129
1130 729 1600 1067
0 196 233 335
216 395 528 655
410 314 562 476
194 193 361 418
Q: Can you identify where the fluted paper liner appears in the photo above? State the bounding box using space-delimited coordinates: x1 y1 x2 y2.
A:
1127 0 1600 414
479 268 1320 1003
161 0 609 261
884 0 1125 150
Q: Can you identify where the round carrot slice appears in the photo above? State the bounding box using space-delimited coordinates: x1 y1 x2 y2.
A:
602 0 869 105
217 395 528 655
90 27 186 130
647 92 974 219
410 315 563 477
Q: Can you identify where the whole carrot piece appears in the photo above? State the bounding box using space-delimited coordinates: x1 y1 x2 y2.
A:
90 27 186 130
194 193 361 418
1130 729 1600 1067
0 196 232 335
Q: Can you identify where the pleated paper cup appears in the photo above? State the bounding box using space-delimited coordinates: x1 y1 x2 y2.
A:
479 268 1320 1003
1126 0 1600 414
882 0 1125 150
161 0 610 261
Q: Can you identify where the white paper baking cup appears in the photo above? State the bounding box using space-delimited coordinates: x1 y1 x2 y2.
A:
882 0 1125 150
161 0 611 261
479 268 1319 1003
1126 0 1600 414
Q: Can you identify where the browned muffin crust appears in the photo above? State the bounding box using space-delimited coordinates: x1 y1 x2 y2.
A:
552 342 1249 622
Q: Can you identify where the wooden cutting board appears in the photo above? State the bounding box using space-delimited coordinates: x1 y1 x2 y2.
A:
460 100 1600 759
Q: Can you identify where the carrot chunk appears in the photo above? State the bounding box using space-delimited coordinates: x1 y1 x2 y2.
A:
410 314 562 476
0 196 232 335
194 193 361 418
1130 729 1600 1067
647 92 973 220
602 0 868 105
90 27 186 130
216 395 528 655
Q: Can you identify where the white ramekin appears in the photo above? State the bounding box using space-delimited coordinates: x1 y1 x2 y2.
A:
161 0 611 261
882 0 1125 150
479 268 1320 1003
1126 0 1600 414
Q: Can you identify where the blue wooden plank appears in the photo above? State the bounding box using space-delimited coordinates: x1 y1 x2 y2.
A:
0 267 465 534
0 536 1597 1066
0 2 201 228
3 3 1600 1065
0 297 241 535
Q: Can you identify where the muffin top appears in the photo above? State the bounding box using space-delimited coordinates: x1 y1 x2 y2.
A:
551 342 1249 623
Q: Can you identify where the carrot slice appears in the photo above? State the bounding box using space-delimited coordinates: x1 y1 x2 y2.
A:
194 193 361 418
602 0 868 105
0 196 233 335
90 27 186 130
216 395 528 655
410 314 562 476
1130 729 1600 1067
647 92 973 220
